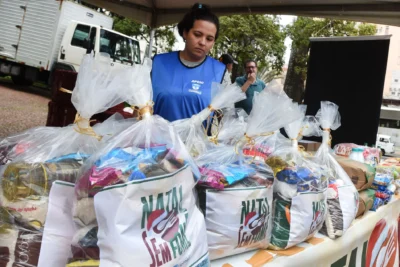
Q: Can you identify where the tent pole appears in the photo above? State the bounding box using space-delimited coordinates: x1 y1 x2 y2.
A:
148 28 155 58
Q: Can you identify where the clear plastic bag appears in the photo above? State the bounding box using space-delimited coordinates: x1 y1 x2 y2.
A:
70 59 209 267
172 83 245 158
196 90 302 259
267 106 328 250
0 53 130 267
0 127 59 167
196 144 274 260
240 89 303 161
314 101 358 239
214 108 248 146
370 166 394 211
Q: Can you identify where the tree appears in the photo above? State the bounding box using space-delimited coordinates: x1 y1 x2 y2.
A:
113 16 176 52
211 15 286 81
284 18 377 102
358 23 378 36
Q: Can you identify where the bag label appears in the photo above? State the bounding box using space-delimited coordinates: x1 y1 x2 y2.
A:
238 197 271 248
141 185 191 267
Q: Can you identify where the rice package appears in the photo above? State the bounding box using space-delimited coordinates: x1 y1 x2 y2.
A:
267 106 328 250
70 59 209 267
314 101 358 239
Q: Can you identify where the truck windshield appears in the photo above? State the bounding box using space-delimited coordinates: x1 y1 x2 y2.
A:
100 29 141 64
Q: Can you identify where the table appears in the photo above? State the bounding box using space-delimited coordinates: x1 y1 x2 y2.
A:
212 196 400 267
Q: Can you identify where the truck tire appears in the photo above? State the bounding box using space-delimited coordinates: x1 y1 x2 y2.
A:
381 149 385 156
11 75 33 86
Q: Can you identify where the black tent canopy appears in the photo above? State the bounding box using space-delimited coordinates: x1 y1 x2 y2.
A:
84 0 400 27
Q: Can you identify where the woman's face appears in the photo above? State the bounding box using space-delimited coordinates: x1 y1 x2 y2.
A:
183 20 217 61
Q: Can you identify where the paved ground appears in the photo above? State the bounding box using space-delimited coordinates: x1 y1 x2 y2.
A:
0 80 49 138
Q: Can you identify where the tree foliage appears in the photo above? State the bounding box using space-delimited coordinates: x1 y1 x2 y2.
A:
211 15 286 80
113 16 176 52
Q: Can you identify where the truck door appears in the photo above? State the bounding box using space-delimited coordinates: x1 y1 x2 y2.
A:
60 23 97 71
0 1 28 59
99 29 138 71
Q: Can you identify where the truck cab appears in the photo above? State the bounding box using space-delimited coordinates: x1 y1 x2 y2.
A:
57 21 141 72
376 134 395 155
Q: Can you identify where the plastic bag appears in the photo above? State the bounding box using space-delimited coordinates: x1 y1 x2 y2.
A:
196 90 301 259
334 143 380 167
214 108 248 146
0 53 130 267
314 101 358 239
267 106 328 250
196 144 274 260
240 89 302 161
70 59 209 267
0 127 58 166
172 83 245 158
370 167 394 211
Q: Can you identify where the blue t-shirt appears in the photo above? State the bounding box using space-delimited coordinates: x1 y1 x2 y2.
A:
151 52 226 122
235 76 266 114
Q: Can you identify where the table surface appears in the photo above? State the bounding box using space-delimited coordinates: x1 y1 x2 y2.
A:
211 196 400 267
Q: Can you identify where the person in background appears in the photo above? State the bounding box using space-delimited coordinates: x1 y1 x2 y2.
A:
151 3 226 122
235 59 266 114
219 53 237 85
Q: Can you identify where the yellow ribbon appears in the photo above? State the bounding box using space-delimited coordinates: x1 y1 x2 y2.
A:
235 132 274 159
131 101 154 120
290 138 309 154
322 128 333 147
73 113 103 141
59 86 103 140
59 87 73 94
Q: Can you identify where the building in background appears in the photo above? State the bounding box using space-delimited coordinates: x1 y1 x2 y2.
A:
376 25 400 99
376 25 400 144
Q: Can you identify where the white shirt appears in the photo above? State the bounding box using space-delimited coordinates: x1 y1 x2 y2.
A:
222 70 232 87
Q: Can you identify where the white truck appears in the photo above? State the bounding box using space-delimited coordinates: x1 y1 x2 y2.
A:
0 0 141 86
376 134 395 155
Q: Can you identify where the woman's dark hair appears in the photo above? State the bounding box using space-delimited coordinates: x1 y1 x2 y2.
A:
177 3 220 40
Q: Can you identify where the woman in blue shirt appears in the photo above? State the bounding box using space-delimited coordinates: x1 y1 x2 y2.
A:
151 3 226 122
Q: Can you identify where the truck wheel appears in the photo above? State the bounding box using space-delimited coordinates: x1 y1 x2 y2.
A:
381 149 385 156
11 75 33 86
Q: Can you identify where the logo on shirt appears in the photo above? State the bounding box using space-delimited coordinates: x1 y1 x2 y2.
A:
188 80 204 95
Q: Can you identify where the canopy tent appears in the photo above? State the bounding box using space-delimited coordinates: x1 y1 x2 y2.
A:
83 0 400 28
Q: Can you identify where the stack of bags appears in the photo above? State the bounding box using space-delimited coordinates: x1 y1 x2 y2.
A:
0 53 131 267
197 89 302 259
313 101 359 239
335 154 376 217
266 105 327 250
370 167 395 211
68 59 209 267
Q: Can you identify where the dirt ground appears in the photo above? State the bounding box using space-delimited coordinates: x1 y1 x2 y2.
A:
0 80 49 138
